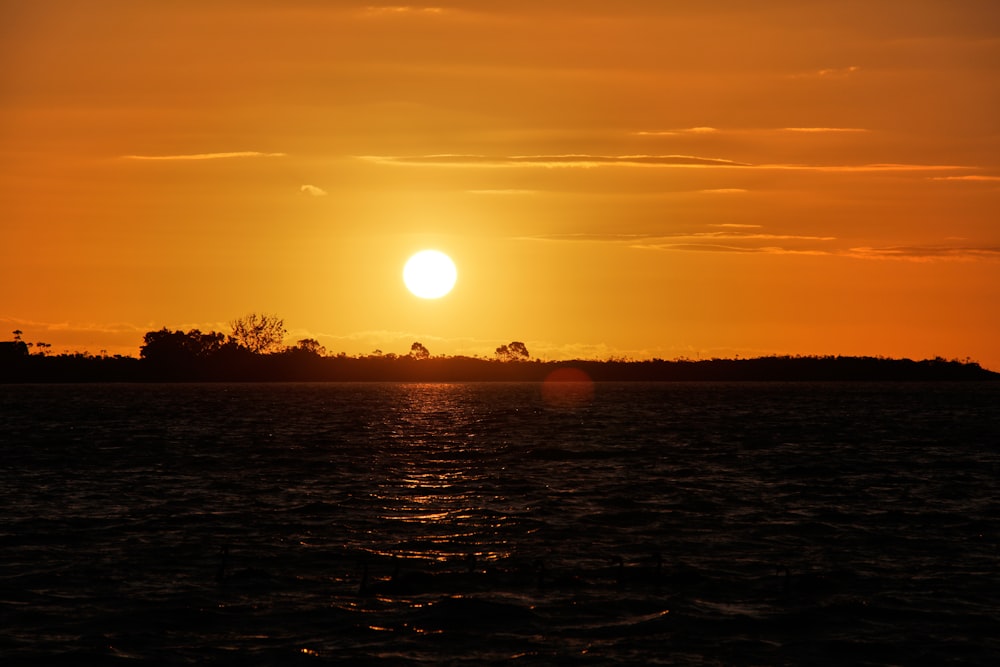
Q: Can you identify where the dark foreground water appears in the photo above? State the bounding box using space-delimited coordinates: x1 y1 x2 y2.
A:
1 382 998 666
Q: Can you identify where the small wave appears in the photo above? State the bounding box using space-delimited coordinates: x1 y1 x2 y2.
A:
407 595 540 632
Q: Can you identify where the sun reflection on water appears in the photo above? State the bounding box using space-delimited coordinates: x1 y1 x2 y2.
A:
365 383 515 565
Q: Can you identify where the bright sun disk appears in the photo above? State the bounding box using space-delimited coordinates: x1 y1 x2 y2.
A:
403 250 457 299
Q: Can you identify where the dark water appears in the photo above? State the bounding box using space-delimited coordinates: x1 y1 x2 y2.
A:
1 382 998 666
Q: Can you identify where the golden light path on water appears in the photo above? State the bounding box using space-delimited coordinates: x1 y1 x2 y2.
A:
372 383 513 565
364 372 596 574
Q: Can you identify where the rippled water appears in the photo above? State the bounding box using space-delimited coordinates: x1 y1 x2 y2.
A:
1 382 998 665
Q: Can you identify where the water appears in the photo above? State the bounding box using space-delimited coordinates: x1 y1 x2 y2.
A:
1 382 998 665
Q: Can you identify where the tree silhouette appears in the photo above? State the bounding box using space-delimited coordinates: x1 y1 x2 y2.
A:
294 338 326 356
409 341 430 360
140 328 226 362
496 341 530 361
229 313 287 354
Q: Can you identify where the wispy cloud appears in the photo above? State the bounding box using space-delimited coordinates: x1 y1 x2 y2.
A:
929 175 1000 182
362 153 968 174
847 246 1000 262
518 230 837 255
634 244 833 255
782 127 869 133
0 317 154 356
467 189 540 195
758 163 969 173
518 231 1000 262
361 154 751 167
789 65 861 79
122 151 286 161
634 127 719 136
327 329 499 357
360 5 446 17
630 231 838 248
300 184 328 196
635 126 870 136
817 65 861 76
699 189 749 194
1 317 149 335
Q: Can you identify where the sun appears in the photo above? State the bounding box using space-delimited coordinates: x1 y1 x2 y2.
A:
403 250 457 299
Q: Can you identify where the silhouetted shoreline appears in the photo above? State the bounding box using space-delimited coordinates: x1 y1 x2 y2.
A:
1 348 996 383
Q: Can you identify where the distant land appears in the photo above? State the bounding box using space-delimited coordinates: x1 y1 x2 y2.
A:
1 343 996 383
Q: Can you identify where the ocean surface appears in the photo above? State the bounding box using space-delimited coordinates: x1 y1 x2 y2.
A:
1 381 998 666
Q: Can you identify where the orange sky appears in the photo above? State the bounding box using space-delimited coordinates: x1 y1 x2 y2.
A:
3 1 999 368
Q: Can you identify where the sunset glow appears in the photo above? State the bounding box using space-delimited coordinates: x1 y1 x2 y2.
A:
2 2 998 367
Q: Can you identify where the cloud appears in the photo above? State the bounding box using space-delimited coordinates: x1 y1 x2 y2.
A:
361 154 750 168
327 330 640 362
0 317 155 356
530 340 620 362
817 65 860 76
758 163 970 173
362 154 969 174
789 65 861 79
782 127 869 133
629 231 837 249
516 232 643 243
122 151 286 161
327 329 505 357
518 230 837 256
635 126 870 136
929 175 1000 182
300 184 328 196
519 232 1000 262
633 131 681 137
699 189 749 194
633 243 774 254
1 318 148 335
634 127 719 136
847 246 1000 262
467 189 540 195
360 5 446 17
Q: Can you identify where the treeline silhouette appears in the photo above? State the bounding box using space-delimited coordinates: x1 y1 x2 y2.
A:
1 328 996 383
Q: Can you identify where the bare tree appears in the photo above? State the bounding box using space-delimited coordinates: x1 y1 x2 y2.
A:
229 313 287 354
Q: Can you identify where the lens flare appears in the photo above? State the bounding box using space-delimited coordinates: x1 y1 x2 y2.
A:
541 367 594 409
